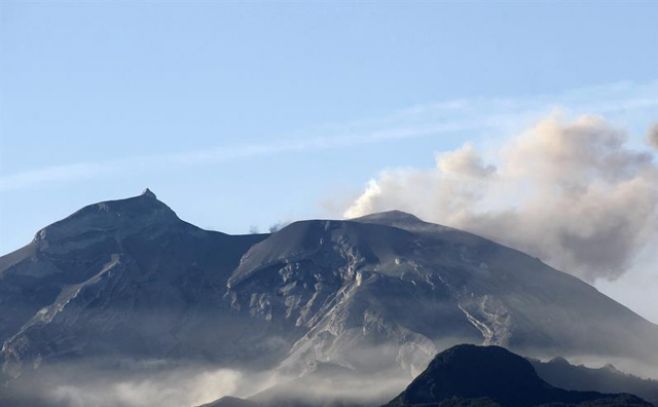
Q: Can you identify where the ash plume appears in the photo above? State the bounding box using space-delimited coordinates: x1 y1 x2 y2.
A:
345 114 658 282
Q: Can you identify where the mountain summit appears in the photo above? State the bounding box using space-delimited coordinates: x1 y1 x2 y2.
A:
32 188 178 249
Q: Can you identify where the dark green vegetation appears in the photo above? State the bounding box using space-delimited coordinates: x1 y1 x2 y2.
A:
385 345 651 407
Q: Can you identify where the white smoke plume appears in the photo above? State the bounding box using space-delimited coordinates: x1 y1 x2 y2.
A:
344 114 658 282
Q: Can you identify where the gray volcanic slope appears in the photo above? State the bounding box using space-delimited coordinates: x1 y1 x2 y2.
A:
228 211 658 375
0 190 278 379
1 191 657 383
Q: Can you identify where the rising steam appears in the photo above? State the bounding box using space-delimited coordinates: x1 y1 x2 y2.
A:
345 114 658 282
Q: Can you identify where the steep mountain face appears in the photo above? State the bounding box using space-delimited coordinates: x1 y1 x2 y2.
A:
226 218 479 375
385 344 651 407
226 210 658 375
1 191 658 401
0 190 281 379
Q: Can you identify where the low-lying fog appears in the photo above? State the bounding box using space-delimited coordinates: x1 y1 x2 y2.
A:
2 360 409 407
5 348 658 407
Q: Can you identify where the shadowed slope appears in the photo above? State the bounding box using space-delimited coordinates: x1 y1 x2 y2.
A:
385 345 651 407
0 190 272 379
532 357 658 406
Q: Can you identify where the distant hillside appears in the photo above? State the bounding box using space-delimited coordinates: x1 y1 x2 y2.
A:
385 345 651 407
532 357 658 406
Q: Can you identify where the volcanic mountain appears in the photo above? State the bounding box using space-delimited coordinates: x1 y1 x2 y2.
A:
1 190 657 403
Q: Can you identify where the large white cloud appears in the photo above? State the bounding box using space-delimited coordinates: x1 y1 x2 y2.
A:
344 115 658 282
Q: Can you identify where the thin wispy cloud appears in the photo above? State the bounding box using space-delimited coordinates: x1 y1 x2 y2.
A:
1 80 657 192
0 124 477 191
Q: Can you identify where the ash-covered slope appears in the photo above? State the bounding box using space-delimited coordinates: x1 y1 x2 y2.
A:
385 344 651 407
227 210 658 375
0 190 278 379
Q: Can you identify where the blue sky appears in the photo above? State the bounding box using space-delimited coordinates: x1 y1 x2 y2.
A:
2 1 658 255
